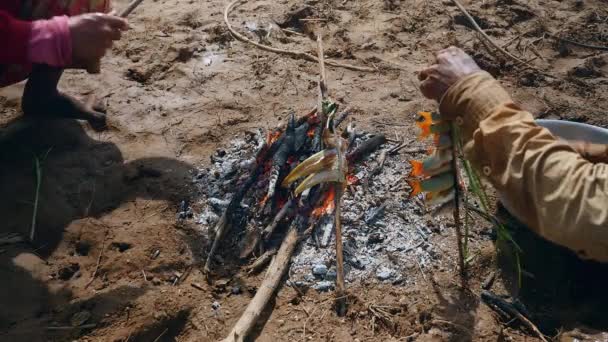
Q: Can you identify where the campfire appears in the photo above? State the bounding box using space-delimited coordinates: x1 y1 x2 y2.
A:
190 35 455 342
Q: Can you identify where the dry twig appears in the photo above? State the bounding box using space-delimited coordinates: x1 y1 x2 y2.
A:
449 0 538 70
223 0 376 72
85 228 109 288
481 290 548 342
545 31 608 51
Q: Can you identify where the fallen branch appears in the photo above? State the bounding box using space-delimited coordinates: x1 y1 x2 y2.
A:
449 0 536 70
263 198 294 240
85 228 109 289
204 137 282 276
223 0 376 72
221 225 300 342
334 107 351 128
545 31 608 51
333 185 347 316
481 290 548 342
362 149 387 192
450 124 466 284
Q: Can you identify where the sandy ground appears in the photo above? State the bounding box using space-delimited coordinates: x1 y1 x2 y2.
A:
1 0 608 341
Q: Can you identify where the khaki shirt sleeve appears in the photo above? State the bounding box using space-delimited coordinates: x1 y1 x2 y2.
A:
439 71 608 261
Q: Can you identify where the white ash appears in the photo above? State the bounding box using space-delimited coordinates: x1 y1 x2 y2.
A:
192 129 459 291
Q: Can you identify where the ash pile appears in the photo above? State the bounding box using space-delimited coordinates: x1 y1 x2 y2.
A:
192 109 452 292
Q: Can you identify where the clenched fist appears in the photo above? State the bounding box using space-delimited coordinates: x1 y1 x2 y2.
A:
418 46 481 102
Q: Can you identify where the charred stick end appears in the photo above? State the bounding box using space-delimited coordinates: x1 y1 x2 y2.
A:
347 134 387 163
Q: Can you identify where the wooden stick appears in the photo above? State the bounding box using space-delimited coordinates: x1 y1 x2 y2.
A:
347 135 387 163
85 228 109 288
481 290 548 342
333 185 347 316
262 198 294 240
449 0 534 69
205 138 280 276
450 124 466 285
221 226 299 342
314 34 328 152
204 210 228 275
545 31 608 51
119 0 145 17
317 34 347 315
223 0 376 72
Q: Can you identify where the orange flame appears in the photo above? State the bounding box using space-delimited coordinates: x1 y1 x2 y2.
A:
267 130 282 145
347 174 359 185
307 127 316 138
260 194 270 207
312 186 336 218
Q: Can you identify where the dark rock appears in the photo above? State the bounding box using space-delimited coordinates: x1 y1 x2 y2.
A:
325 267 337 281
313 281 334 292
312 264 328 277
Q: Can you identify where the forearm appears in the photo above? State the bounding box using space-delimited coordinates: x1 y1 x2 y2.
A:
441 72 608 261
0 11 71 67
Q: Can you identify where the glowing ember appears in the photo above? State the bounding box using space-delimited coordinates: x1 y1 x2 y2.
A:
307 127 316 138
266 130 282 145
347 174 359 185
312 186 336 217
259 194 270 207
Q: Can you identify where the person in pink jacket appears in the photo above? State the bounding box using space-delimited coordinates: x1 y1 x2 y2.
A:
1 0 128 130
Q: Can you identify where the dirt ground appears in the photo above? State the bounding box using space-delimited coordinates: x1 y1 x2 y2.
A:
1 0 608 341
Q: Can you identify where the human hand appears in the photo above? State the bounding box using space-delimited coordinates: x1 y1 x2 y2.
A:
68 13 128 68
418 46 481 102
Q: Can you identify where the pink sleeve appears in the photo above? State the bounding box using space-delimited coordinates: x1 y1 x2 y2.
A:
27 15 72 67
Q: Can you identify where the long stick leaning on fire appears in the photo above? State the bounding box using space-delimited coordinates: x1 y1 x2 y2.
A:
281 34 349 315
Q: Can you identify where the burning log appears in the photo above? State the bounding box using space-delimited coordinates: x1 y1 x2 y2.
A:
347 134 387 163
263 198 294 240
239 221 262 259
221 219 303 342
204 133 284 277
333 184 347 316
266 112 296 203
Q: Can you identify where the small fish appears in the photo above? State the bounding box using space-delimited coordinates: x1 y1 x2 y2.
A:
407 172 454 199
295 168 343 195
282 149 337 187
424 189 455 207
416 112 449 140
409 149 453 178
433 133 452 148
